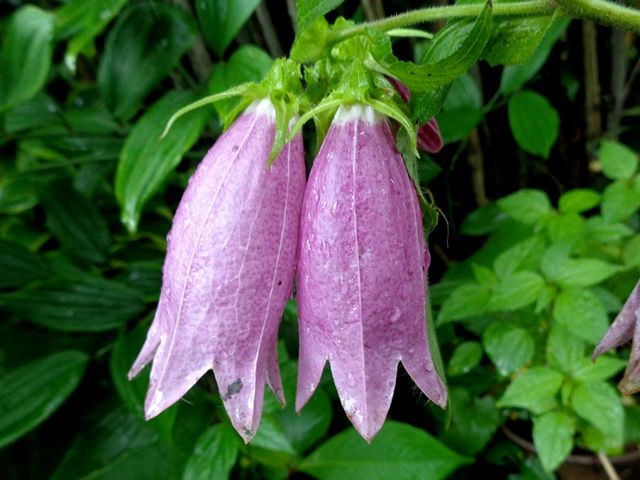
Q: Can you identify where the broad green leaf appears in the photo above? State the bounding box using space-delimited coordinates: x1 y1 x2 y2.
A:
98 3 196 120
0 351 88 448
601 179 640 222
532 410 575 472
599 140 638 180
299 421 471 480
572 356 626 382
442 74 483 110
115 90 210 233
460 203 507 235
483 15 554 66
448 341 483 377
3 92 62 133
541 247 621 288
483 322 534 376
39 182 110 264
248 415 297 468
385 3 492 93
0 276 146 332
51 407 183 480
494 236 546 278
497 189 551 224
436 107 484 143
500 18 570 94
0 239 49 289
558 188 601 214
0 176 38 214
183 423 240 480
275 363 332 453
497 367 563 414
209 45 273 123
295 0 344 35
508 90 559 158
546 325 584 373
438 283 491 324
490 271 545 311
437 388 501 456
545 213 586 249
552 288 609 344
473 263 498 286
572 382 624 444
195 0 261 56
0 6 54 110
55 0 127 71
624 235 640 267
585 217 633 243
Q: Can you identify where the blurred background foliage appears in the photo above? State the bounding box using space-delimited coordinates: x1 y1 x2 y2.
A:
1 0 640 479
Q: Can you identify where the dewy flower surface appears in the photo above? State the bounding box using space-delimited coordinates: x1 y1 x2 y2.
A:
593 279 640 394
296 104 447 441
129 99 306 441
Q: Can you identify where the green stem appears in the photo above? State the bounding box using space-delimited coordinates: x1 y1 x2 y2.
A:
332 1 557 41
556 0 640 33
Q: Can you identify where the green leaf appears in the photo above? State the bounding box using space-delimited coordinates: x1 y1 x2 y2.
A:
55 0 127 71
98 3 196 120
541 247 621 288
483 322 534 376
275 363 332 453
494 236 546 279
497 367 563 414
3 92 62 133
572 356 626 382
572 382 624 444
299 421 471 480
490 271 545 311
437 388 501 456
248 414 297 467
438 283 491 324
552 288 609 344
601 179 640 222
295 0 344 35
39 182 110 264
546 325 584 373
599 140 638 180
545 213 586 250
532 410 575 472
0 6 54 110
624 235 640 267
0 350 88 448
195 0 261 56
183 423 240 480
448 341 483 377
460 203 507 235
585 217 633 243
115 90 210 233
508 90 559 158
442 74 483 110
558 189 601 214
483 15 555 66
209 45 273 122
52 407 183 480
385 2 493 93
500 18 569 94
437 74 484 142
0 276 146 332
497 189 551 224
0 240 49 289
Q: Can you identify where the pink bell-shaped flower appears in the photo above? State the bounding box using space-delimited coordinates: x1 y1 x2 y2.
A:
593 279 640 395
129 99 306 442
296 104 447 441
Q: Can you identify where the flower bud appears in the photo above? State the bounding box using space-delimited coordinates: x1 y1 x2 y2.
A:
129 99 306 442
296 104 447 441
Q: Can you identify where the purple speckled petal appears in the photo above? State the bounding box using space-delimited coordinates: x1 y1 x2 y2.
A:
296 104 447 442
619 312 640 395
593 279 640 359
129 99 306 442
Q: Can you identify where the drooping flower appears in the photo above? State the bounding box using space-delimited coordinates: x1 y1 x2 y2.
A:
387 77 443 154
129 98 306 441
593 279 640 395
296 104 447 441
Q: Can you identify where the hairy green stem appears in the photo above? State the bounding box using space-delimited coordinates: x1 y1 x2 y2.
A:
556 0 640 34
332 1 557 41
